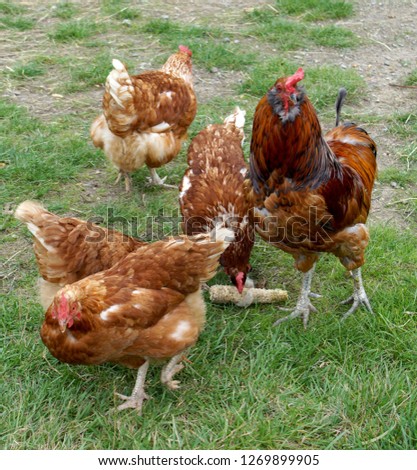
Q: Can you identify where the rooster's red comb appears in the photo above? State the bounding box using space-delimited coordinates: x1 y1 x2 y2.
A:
179 45 192 56
285 67 305 92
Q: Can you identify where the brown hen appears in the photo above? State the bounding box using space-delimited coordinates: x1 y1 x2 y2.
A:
15 201 145 309
179 107 254 293
246 68 377 326
91 45 197 192
40 228 234 413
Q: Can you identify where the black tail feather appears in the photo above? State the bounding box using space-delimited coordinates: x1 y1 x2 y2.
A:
335 88 347 127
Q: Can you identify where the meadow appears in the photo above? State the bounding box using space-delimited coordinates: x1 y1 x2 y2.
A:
1 0 416 449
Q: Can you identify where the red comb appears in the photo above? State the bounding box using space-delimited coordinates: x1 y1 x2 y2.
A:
60 292 68 314
285 67 305 91
236 272 245 294
179 45 192 56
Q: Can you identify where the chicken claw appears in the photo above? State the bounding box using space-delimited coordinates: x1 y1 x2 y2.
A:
274 299 317 329
160 353 185 390
148 168 177 189
274 265 317 328
116 360 150 413
340 267 374 320
116 391 150 413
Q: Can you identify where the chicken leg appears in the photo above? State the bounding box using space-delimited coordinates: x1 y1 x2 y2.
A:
274 265 317 328
160 353 185 390
115 170 132 193
340 267 374 320
148 168 177 189
116 360 150 413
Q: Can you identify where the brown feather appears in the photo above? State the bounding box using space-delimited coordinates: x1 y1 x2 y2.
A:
40 231 232 368
179 110 254 285
247 74 377 272
90 48 197 179
15 200 145 286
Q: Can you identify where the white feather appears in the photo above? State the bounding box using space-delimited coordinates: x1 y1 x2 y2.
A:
100 304 122 321
179 173 192 200
27 223 57 253
150 122 171 132
112 59 125 72
170 320 191 341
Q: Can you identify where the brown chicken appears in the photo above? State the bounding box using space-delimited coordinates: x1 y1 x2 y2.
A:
246 68 377 326
179 107 254 293
40 228 234 413
90 45 197 192
15 201 145 309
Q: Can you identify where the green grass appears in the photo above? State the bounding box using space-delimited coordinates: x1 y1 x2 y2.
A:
7 61 46 80
52 1 79 19
239 59 364 112
49 20 103 42
2 222 417 449
62 51 113 93
0 100 99 202
0 15 35 30
387 112 417 172
141 19 256 71
276 0 354 21
246 8 358 50
0 0 32 30
405 69 417 86
388 112 417 140
101 0 141 20
4 53 68 83
5 55 61 80
308 24 357 48
0 1 25 14
2 0 417 451
378 168 416 187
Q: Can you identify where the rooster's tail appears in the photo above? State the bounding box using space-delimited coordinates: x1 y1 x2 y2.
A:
335 88 347 127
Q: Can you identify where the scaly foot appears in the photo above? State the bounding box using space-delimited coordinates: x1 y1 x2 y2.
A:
340 267 373 320
147 168 177 189
273 266 317 328
124 174 132 193
116 360 150 413
115 391 150 413
115 171 122 185
161 364 184 390
114 171 132 193
161 354 185 390
274 299 318 328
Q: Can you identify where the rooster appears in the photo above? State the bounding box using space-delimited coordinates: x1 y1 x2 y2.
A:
91 45 197 192
15 201 145 309
246 68 377 327
40 228 234 413
179 107 254 293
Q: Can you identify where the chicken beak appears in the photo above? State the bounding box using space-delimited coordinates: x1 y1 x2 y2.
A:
58 319 67 333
